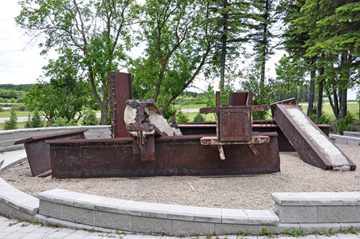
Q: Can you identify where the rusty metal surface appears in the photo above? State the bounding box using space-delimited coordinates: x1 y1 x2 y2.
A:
201 134 271 145
109 72 133 138
49 134 280 178
229 92 248 106
218 108 252 142
200 105 269 114
18 130 87 176
271 101 356 171
173 121 330 152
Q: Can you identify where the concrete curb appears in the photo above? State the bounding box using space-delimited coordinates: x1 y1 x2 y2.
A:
1 152 360 235
329 133 360 146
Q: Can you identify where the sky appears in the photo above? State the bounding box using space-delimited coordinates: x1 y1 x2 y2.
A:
0 1 357 100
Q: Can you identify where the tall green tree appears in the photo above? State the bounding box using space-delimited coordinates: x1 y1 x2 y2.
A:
275 54 307 100
251 0 280 90
16 0 140 124
130 0 215 115
281 0 316 116
23 56 91 124
297 0 360 120
208 0 251 94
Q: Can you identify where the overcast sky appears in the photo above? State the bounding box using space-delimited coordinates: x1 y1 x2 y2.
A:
0 1 357 99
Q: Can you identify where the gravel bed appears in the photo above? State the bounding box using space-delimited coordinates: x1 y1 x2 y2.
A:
1 144 360 211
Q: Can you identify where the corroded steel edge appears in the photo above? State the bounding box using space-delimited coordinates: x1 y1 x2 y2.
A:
272 103 355 170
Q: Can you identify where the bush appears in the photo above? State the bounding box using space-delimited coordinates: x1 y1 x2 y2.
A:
82 110 98 125
4 108 17 130
31 110 44 128
24 114 32 128
15 104 27 111
52 117 75 127
162 107 177 122
176 111 189 123
334 112 355 135
193 112 205 122
309 112 332 125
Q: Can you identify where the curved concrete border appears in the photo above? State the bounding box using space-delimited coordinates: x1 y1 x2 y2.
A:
1 155 360 235
330 133 360 146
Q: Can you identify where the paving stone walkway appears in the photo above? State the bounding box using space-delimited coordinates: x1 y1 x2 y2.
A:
0 215 359 239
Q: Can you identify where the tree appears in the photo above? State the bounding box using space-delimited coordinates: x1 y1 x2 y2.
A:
251 0 280 91
297 0 360 120
31 110 44 128
129 0 215 115
275 54 307 100
280 0 315 116
16 0 140 124
23 56 91 124
4 108 17 130
208 0 251 94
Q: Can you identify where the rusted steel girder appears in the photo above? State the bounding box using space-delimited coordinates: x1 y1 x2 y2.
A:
172 121 330 152
14 130 87 176
271 99 356 171
109 72 133 138
47 132 280 178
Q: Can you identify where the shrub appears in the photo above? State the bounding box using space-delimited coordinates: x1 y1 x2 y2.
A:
176 111 189 123
309 112 331 125
24 114 32 128
193 112 205 122
334 112 355 135
52 117 75 127
4 108 17 130
15 104 27 111
82 110 98 125
31 110 44 128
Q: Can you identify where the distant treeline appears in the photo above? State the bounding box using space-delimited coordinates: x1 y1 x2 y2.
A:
0 84 35 91
0 84 35 100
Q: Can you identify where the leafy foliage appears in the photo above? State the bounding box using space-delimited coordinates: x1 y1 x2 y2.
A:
23 56 92 125
176 111 190 123
193 112 205 122
31 110 44 128
334 112 355 135
4 108 18 130
130 0 215 113
82 110 99 126
16 0 140 124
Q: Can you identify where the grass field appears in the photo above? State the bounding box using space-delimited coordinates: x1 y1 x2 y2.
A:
1 102 359 129
0 122 26 130
181 102 360 122
299 103 359 120
0 111 30 118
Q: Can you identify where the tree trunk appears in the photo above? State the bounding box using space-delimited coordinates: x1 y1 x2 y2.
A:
259 0 269 92
339 88 347 119
327 87 339 120
333 87 340 119
88 69 108 125
219 0 228 94
307 62 316 116
316 67 324 124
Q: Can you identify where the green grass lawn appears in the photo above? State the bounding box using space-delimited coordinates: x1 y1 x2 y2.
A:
299 103 359 120
0 111 30 118
0 122 27 131
182 112 216 122
174 103 207 110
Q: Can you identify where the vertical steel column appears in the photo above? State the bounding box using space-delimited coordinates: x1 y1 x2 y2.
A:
109 72 133 138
